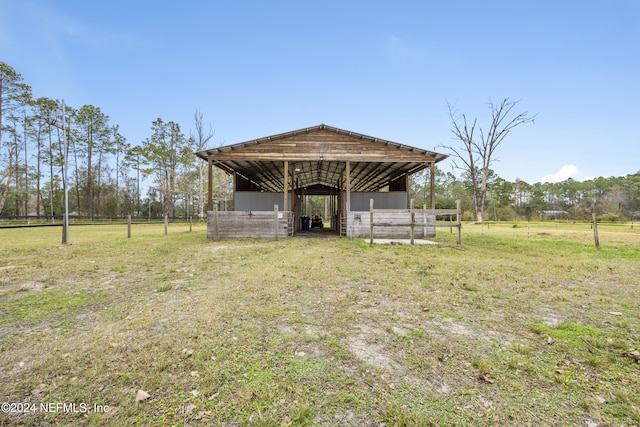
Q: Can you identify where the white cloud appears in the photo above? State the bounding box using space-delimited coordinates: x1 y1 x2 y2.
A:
538 165 590 183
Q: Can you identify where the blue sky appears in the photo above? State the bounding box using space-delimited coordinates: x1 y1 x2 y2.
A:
2 0 638 183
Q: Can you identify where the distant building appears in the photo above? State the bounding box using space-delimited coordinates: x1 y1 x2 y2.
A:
542 210 567 219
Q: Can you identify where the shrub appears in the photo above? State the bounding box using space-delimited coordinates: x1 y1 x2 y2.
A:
462 210 475 221
600 213 619 222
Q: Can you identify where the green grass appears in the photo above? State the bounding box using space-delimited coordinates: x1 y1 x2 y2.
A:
0 221 639 425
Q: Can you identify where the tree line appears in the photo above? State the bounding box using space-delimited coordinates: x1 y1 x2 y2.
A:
0 62 232 220
409 166 640 222
2 62 638 222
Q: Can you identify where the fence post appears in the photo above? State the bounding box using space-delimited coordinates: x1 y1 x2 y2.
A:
127 215 131 238
410 198 415 245
422 204 427 237
214 204 219 239
592 212 600 249
456 199 461 246
369 198 374 245
164 215 168 235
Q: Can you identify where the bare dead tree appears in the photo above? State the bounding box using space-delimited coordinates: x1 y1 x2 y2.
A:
442 98 536 222
192 109 215 220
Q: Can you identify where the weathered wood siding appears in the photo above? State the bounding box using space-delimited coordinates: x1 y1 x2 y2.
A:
346 211 436 238
209 130 438 162
207 210 293 239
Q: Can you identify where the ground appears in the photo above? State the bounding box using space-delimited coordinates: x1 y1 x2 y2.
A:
0 221 638 426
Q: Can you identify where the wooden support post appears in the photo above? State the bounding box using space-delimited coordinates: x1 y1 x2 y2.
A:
127 215 131 238
456 199 461 246
291 165 296 232
410 198 415 245
232 171 237 210
274 204 279 239
369 198 374 245
164 215 168 235
346 160 351 213
430 162 436 210
207 156 213 211
283 161 289 214
592 212 600 249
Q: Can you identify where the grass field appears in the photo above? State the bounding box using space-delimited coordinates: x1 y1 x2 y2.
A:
0 222 638 426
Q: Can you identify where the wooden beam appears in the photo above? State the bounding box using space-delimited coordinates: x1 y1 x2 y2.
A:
430 162 435 209
348 162 377 191
232 171 237 208
345 160 351 213
207 155 213 211
207 137 440 162
291 165 296 224
358 163 402 192
248 160 282 192
283 161 289 212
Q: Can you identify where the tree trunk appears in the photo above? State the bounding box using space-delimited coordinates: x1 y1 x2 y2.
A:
36 128 42 217
48 127 54 218
72 138 81 212
198 162 205 220
87 140 93 217
0 167 9 214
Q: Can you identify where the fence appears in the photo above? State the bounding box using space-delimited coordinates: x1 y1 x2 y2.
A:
362 199 461 245
207 205 294 239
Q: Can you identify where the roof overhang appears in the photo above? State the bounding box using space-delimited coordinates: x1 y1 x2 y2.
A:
196 124 447 193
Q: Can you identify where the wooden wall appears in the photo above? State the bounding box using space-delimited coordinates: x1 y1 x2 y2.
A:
345 211 436 238
211 130 436 163
207 210 293 239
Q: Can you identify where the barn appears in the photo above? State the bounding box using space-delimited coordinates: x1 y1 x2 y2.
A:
195 124 449 239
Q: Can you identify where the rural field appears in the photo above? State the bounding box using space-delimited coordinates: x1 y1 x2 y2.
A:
0 221 638 426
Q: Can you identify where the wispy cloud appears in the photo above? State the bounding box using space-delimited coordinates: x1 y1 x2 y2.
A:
538 165 594 183
385 35 423 63
1 1 141 58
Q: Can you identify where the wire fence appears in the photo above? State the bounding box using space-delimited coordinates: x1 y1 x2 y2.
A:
0 216 207 228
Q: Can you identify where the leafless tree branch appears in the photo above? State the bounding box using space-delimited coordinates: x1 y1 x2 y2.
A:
441 98 536 221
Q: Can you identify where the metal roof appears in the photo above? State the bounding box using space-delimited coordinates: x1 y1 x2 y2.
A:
195 124 447 193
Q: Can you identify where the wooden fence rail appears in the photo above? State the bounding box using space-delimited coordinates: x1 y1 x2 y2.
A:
369 199 461 245
208 205 294 239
